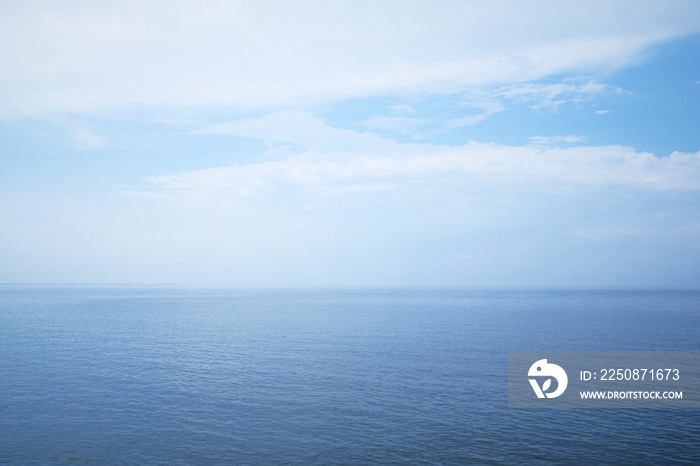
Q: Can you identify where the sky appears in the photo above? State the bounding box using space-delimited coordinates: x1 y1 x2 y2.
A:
1 0 700 287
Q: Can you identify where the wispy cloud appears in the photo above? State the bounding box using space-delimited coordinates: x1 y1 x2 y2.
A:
355 78 613 140
359 116 429 134
387 105 416 115
497 80 614 110
70 127 105 150
1 2 698 117
358 98 505 139
357 110 497 139
140 111 700 200
528 135 585 146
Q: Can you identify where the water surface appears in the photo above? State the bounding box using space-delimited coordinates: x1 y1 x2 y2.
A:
1 287 699 464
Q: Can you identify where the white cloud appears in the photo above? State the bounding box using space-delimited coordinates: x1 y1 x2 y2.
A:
1 1 699 117
139 111 700 200
355 77 614 140
70 127 105 150
497 80 613 110
358 111 495 138
443 112 495 129
387 105 416 115
358 97 505 138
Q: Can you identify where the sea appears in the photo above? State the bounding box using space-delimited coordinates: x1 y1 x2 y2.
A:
1 286 699 464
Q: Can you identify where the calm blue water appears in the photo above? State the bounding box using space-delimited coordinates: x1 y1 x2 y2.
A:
1 287 699 464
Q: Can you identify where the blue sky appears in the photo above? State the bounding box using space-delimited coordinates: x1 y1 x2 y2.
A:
1 1 700 287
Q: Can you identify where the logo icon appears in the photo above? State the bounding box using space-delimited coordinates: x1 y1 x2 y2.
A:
528 359 568 398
